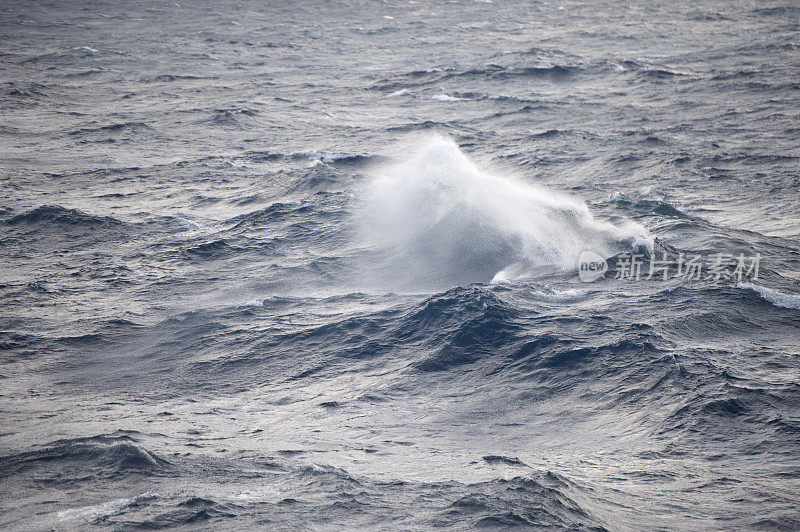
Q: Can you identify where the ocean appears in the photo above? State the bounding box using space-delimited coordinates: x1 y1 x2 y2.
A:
1 0 799 529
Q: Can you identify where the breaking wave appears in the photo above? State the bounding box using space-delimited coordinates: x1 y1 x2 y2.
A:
357 135 651 289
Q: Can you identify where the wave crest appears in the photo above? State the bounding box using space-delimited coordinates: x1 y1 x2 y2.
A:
357 135 650 289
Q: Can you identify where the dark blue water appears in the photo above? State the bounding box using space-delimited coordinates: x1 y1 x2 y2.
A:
2 0 800 529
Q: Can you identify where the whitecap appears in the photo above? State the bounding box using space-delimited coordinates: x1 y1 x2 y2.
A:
431 94 466 102
57 491 158 522
737 283 800 310
530 288 585 302
357 135 651 288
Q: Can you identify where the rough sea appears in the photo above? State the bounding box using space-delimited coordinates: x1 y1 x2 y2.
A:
2 0 800 529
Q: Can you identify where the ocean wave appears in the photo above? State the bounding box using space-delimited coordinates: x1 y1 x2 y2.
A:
2 204 124 227
183 239 236 259
147 73 220 82
639 67 689 78
4 81 50 100
488 64 579 80
387 88 413 97
406 290 519 372
357 135 650 288
611 196 690 219
149 215 200 231
441 473 602 529
751 6 800 17
482 455 528 466
68 121 152 136
737 283 800 310
64 67 109 77
135 496 237 528
428 64 580 83
238 149 383 170
431 93 467 102
529 128 569 138
291 150 380 167
370 63 578 93
385 119 454 133
282 166 346 194
55 491 160 525
201 107 260 128
0 432 169 480
228 201 302 221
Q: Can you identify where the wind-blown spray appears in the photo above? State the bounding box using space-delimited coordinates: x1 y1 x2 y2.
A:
357 135 650 289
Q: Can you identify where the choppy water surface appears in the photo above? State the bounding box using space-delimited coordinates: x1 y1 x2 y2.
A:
1 0 799 529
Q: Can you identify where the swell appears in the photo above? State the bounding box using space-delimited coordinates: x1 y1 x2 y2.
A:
737 283 800 310
0 432 169 481
2 204 124 227
67 121 153 136
0 204 204 239
370 64 581 92
23 456 605 530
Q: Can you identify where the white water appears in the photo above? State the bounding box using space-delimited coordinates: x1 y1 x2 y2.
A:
738 282 800 310
358 135 650 288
